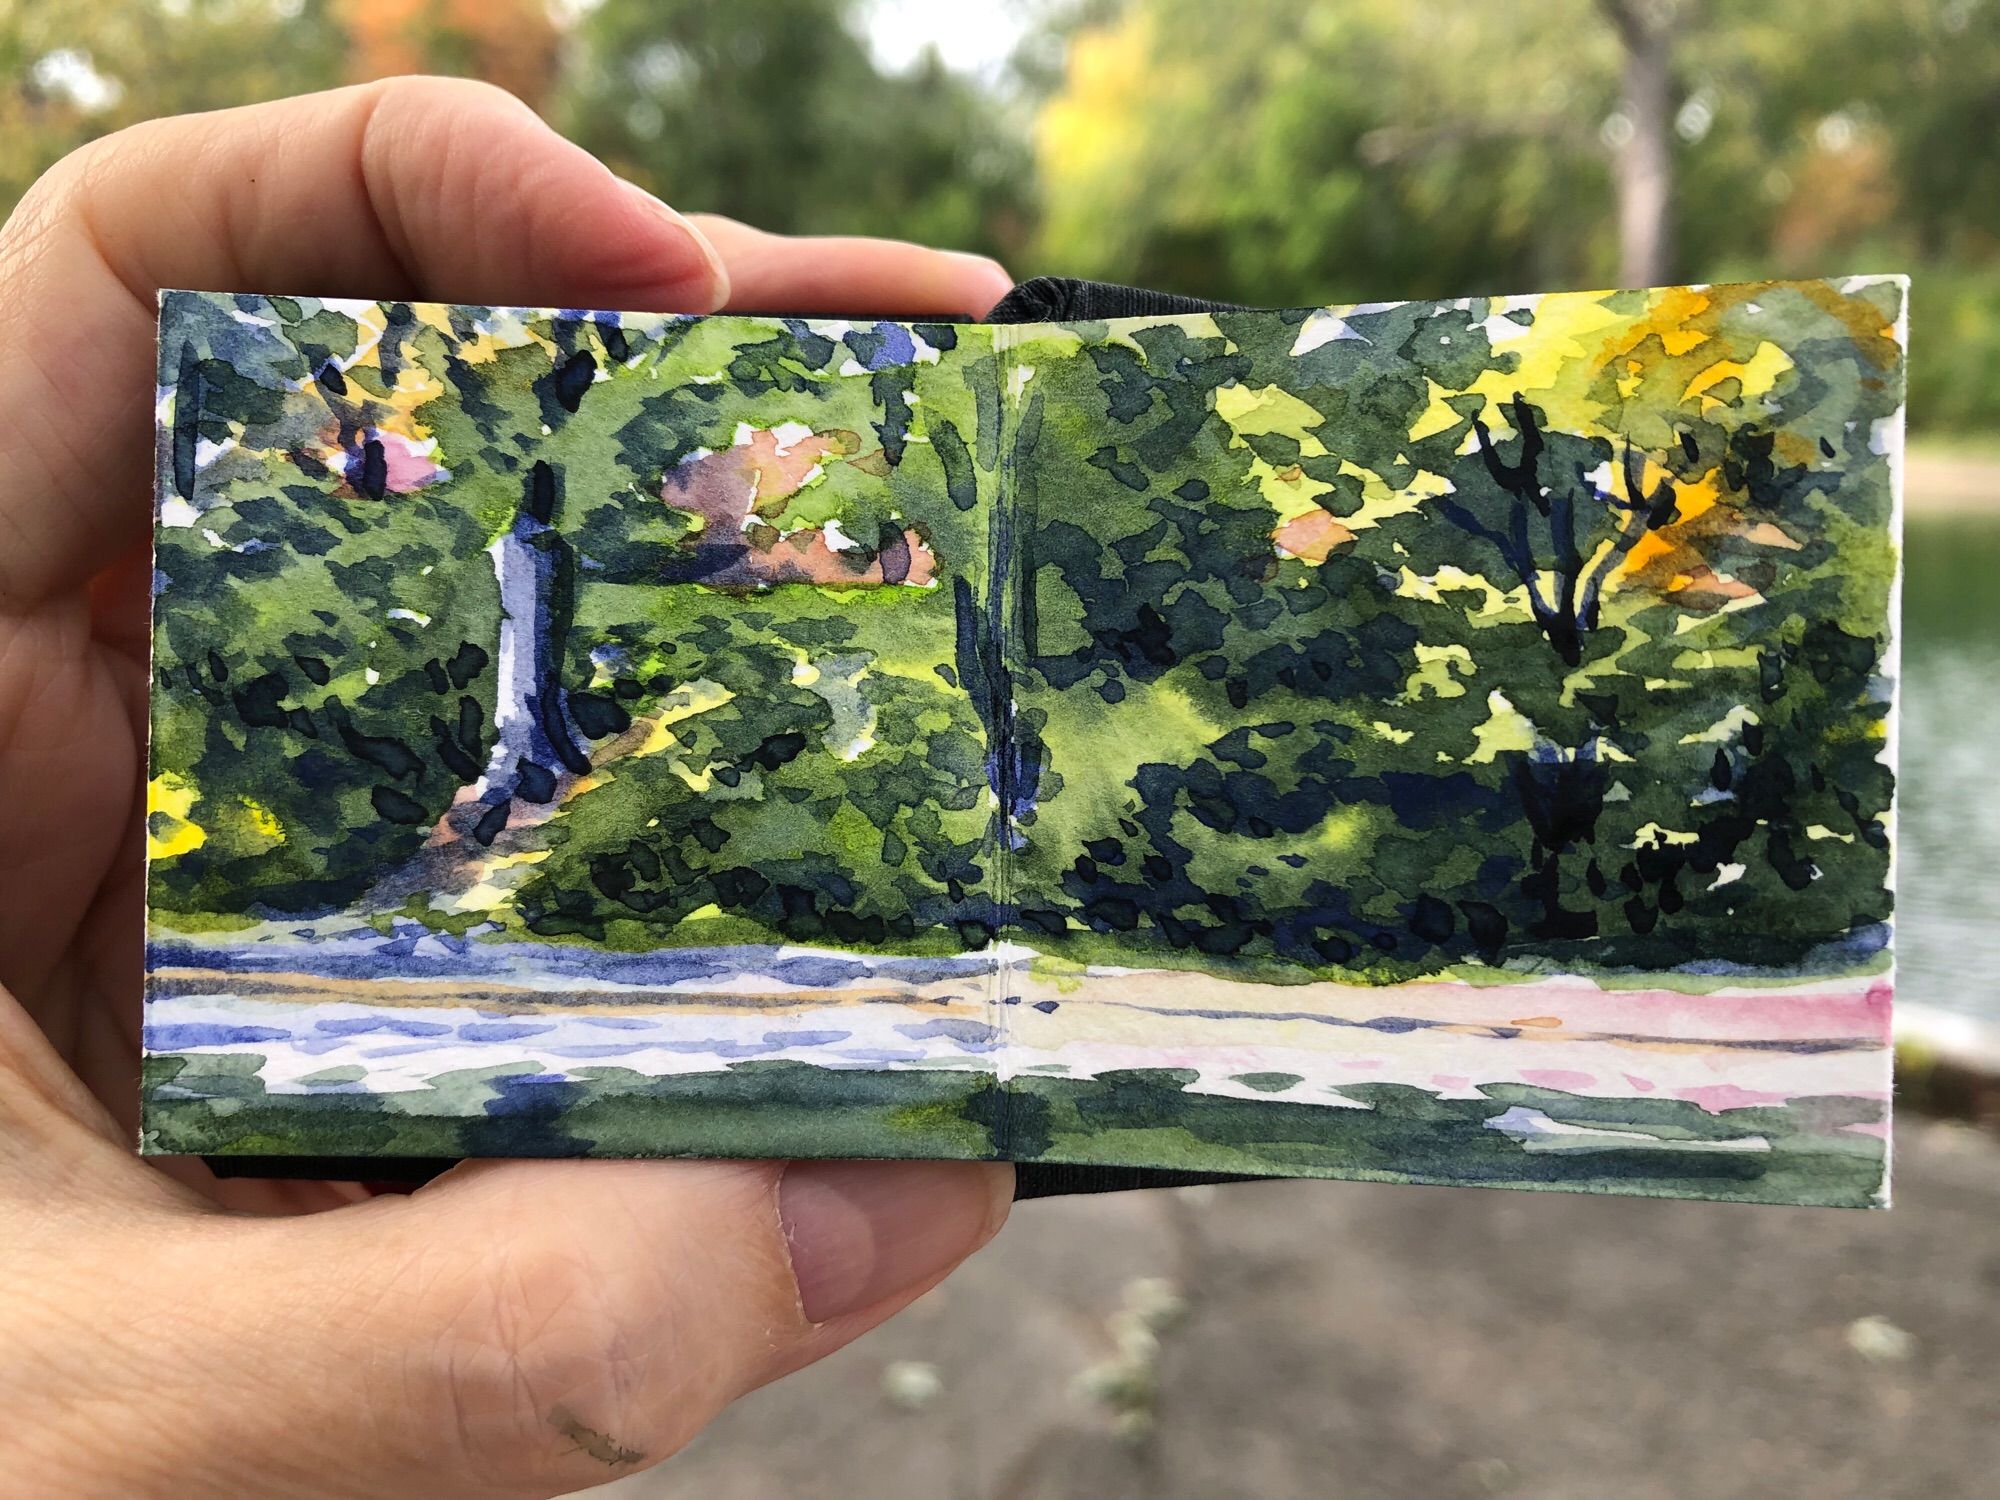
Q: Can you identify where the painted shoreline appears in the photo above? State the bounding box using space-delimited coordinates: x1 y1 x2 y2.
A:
141 932 1892 1097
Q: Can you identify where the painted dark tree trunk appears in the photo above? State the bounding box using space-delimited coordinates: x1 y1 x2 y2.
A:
1439 397 1679 670
1438 395 1681 942
460 459 587 847
1512 750 1613 943
953 389 1046 935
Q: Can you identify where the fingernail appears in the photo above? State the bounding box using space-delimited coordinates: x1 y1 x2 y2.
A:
944 249 1010 275
619 179 730 311
778 1160 1010 1323
944 251 1014 311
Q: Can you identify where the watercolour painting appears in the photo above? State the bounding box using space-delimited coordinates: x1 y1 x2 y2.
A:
145 278 1903 1206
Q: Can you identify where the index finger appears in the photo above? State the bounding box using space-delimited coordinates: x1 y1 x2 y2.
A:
689 214 1014 319
0 77 731 608
0 81 1014 609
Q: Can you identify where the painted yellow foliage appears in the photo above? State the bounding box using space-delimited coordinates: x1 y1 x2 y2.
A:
218 801 289 859
1249 456 1336 521
1682 340 1796 410
240 797 283 840
147 773 206 861
620 678 738 792
1373 281 1884 618
1460 291 1631 434
1468 690 1539 764
1404 643 1476 702
1215 384 1331 454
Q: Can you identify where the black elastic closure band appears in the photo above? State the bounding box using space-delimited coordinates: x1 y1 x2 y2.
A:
987 275 1251 323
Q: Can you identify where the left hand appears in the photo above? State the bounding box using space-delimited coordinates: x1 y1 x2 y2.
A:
0 76 1014 1497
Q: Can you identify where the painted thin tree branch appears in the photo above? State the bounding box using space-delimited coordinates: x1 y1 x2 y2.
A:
1443 396 1683 664
1578 437 1680 626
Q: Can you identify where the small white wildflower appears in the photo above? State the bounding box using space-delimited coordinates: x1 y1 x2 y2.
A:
880 1359 944 1411
1122 1276 1187 1333
1845 1314 1916 1363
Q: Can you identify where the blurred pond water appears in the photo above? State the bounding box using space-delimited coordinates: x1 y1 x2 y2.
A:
1900 510 2000 1023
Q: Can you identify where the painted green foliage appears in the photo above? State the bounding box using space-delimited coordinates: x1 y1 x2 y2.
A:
141 1052 1885 1209
151 281 1899 978
489 315 998 948
153 295 502 911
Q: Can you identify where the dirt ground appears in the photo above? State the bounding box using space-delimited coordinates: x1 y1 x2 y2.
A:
586 1116 1998 1500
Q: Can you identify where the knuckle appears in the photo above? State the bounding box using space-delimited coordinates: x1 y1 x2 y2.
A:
351 74 549 257
23 114 165 210
2 112 180 279
416 1229 670 1487
363 73 536 130
385 1173 799 1487
5 134 105 246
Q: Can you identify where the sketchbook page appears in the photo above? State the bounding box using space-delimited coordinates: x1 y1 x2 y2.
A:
996 282 1901 1205
145 296 1011 1162
143 281 1902 1208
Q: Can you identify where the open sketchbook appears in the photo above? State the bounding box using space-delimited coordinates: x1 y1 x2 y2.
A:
144 278 1903 1206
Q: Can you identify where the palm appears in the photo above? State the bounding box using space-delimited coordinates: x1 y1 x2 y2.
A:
2 561 143 1100
0 548 356 1212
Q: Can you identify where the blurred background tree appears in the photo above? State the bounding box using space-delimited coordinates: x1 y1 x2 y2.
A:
3 0 1998 430
0 0 342 206
556 0 1030 252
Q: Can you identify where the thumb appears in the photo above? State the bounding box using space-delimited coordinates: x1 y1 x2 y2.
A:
399 1156 1014 1465
29 1156 1009 1498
